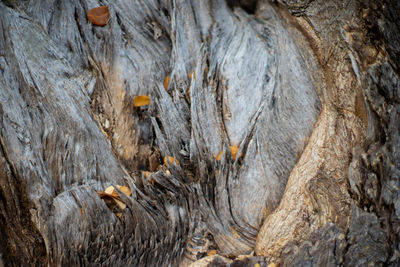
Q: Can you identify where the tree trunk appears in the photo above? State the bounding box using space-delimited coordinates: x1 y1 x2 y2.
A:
0 0 399 266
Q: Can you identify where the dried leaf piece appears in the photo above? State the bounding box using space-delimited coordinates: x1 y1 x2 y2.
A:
216 146 239 161
207 250 217 256
116 185 131 196
113 198 126 210
133 96 151 107
229 146 239 160
188 71 196 80
267 263 276 267
216 150 223 161
87 6 110 26
164 156 179 166
104 185 119 197
254 264 261 267
96 185 131 211
96 190 115 199
96 191 117 209
163 76 170 90
104 185 131 197
142 171 152 179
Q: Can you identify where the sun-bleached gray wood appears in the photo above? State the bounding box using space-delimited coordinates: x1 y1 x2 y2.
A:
0 0 399 266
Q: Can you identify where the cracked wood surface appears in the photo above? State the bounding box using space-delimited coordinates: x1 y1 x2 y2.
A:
0 0 399 266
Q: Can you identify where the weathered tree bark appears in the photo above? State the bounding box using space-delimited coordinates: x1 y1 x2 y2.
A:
0 0 399 266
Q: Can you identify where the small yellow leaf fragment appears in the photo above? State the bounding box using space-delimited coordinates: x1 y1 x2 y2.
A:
163 75 170 90
229 145 239 160
207 250 217 256
97 185 131 211
188 71 196 80
216 150 223 161
133 96 150 107
142 171 152 179
254 264 261 267
216 146 240 161
104 185 119 197
113 198 126 210
164 156 179 166
115 212 123 218
116 185 131 196
267 263 276 267
104 185 131 197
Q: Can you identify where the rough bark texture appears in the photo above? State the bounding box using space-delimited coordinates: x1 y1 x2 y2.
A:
0 0 399 266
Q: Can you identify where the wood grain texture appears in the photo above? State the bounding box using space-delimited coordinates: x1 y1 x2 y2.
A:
0 0 399 266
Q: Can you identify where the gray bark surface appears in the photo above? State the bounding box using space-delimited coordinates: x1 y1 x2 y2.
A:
0 0 399 266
